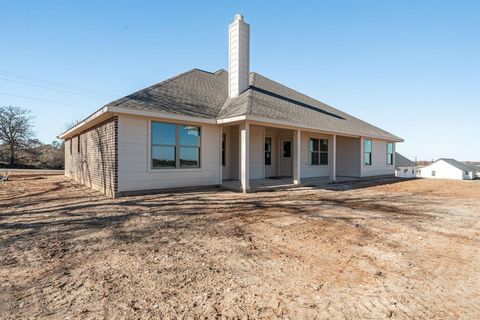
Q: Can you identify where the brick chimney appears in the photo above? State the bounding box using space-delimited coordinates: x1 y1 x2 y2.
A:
228 14 250 98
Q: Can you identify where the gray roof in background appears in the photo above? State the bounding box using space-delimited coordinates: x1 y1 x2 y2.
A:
107 68 402 141
437 158 477 172
395 152 415 168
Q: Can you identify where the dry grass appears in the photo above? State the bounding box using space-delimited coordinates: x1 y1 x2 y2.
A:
1 174 479 319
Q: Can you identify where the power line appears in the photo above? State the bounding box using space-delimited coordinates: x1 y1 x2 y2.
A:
0 70 114 97
0 91 96 110
0 77 108 100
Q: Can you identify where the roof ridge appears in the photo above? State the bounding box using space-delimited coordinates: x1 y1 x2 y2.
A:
108 68 201 108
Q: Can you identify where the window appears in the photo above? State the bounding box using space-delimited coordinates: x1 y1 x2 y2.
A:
431 170 436 177
387 142 393 165
77 136 80 153
283 140 291 158
265 137 272 165
151 121 200 169
364 139 372 166
222 133 226 167
309 138 328 165
69 139 72 155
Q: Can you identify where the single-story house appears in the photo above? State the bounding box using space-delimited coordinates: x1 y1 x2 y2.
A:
395 153 416 178
418 158 477 180
59 15 403 197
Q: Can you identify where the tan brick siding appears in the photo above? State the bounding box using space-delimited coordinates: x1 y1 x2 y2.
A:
64 117 118 197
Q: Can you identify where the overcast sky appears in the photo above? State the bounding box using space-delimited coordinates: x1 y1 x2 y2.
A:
1 0 479 160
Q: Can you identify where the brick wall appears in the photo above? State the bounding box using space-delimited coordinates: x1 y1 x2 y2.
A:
64 117 118 197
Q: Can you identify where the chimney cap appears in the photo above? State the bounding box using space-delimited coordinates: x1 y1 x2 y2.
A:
234 14 244 21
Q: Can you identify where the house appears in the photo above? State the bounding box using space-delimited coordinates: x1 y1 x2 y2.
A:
58 15 403 197
395 152 416 178
418 158 477 180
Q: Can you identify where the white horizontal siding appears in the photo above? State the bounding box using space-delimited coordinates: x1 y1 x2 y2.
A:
361 138 395 177
117 114 221 192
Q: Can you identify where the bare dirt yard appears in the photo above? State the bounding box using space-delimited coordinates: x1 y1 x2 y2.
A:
1 174 479 319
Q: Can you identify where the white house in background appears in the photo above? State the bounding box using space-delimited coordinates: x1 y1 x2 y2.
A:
395 153 416 178
418 158 477 180
58 15 403 197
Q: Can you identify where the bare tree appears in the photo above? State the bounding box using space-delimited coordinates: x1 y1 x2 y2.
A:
0 106 34 166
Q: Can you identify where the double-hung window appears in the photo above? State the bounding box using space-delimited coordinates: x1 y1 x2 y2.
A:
77 136 81 153
151 121 200 169
310 138 328 165
364 139 372 166
387 142 393 165
265 137 272 165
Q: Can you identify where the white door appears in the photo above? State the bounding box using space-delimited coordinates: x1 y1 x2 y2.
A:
279 138 292 177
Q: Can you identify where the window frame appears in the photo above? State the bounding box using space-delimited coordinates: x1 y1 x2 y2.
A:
265 137 272 166
387 142 393 165
309 137 328 166
364 139 372 166
77 136 81 154
149 120 202 170
222 133 226 167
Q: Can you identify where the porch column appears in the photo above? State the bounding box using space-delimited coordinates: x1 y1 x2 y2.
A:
239 122 250 193
330 134 336 181
219 126 223 184
293 129 301 184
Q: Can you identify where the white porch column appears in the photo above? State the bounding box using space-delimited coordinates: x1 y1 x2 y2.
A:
219 126 223 184
293 129 301 184
330 134 336 181
239 122 250 193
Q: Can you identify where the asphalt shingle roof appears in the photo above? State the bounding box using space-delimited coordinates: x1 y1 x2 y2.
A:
437 158 477 172
107 68 402 141
395 152 415 168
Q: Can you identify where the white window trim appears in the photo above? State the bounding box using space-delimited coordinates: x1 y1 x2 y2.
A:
308 136 329 167
265 136 273 167
386 142 394 166
147 119 204 173
364 139 373 166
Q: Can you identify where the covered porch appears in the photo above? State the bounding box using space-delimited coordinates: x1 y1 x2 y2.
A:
219 120 362 193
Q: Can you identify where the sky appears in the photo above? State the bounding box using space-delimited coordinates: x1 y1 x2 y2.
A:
1 0 479 161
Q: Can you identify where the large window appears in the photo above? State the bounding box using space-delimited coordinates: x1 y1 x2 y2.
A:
310 138 328 165
364 139 372 166
151 121 200 169
387 142 393 165
222 133 226 167
265 137 272 165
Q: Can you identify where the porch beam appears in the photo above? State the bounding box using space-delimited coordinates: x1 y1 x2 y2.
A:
293 129 301 184
239 122 250 193
330 134 336 181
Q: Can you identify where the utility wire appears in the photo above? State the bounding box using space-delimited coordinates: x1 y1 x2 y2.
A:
0 77 108 100
0 91 96 110
0 70 114 97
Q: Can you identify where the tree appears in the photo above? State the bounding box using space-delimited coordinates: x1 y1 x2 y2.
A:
0 106 34 166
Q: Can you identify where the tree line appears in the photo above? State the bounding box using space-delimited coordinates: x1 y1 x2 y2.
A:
0 105 64 169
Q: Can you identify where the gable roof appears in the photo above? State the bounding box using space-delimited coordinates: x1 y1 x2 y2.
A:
436 158 477 172
60 68 403 141
395 152 415 167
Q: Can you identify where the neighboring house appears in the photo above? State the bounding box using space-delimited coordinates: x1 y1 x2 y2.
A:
395 153 416 178
418 158 477 180
58 15 403 197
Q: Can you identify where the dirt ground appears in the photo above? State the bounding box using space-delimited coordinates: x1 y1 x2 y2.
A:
1 174 479 319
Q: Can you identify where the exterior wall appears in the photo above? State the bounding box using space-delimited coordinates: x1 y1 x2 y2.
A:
222 125 239 180
360 138 395 177
64 117 118 197
117 114 221 193
249 125 264 179
418 160 470 180
300 131 332 178
336 136 360 177
264 128 278 178
396 166 417 178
